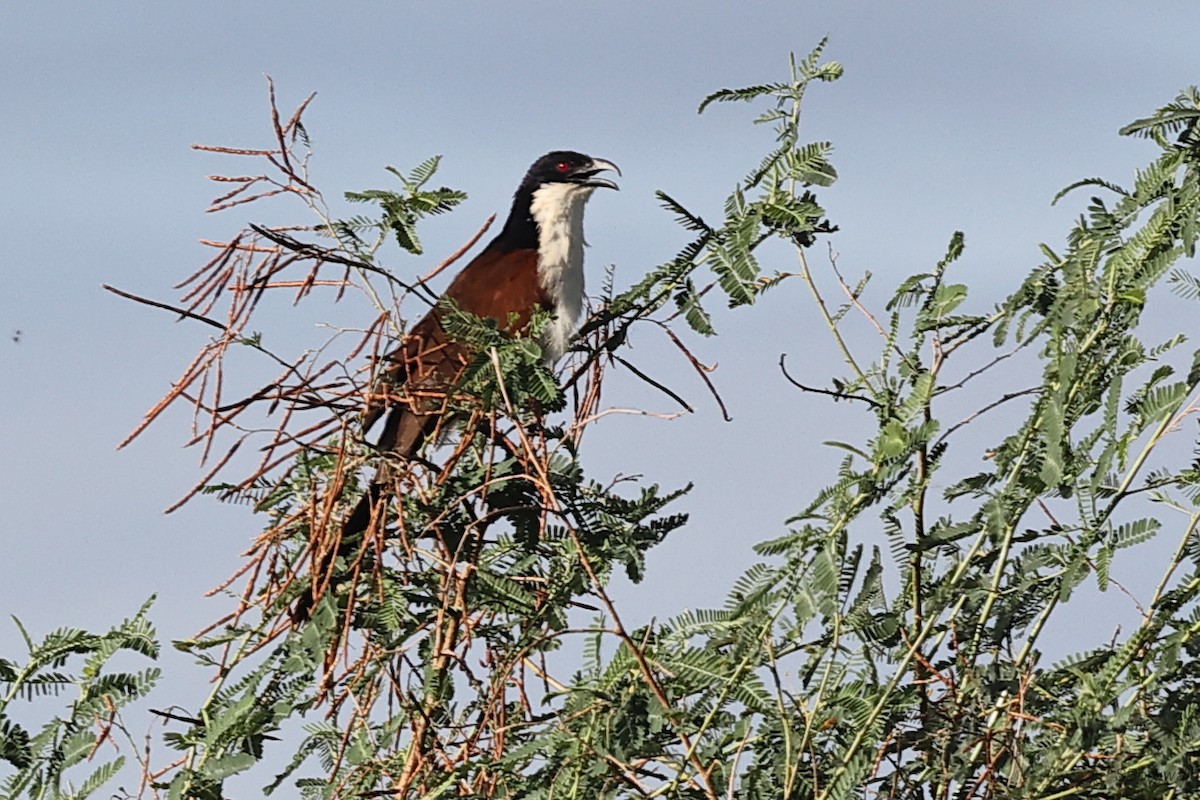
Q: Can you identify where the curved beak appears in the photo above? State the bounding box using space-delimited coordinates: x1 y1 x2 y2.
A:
575 157 621 190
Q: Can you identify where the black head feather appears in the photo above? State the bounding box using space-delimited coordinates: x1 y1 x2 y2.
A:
521 151 621 191
491 151 620 251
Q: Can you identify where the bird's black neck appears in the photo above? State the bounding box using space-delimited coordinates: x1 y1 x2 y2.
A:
487 184 540 253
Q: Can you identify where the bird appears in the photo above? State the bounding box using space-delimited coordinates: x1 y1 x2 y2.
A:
296 150 619 620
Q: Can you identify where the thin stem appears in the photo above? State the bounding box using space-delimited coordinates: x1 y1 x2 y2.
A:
796 246 878 400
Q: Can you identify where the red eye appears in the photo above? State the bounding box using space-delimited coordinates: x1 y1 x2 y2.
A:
555 161 571 173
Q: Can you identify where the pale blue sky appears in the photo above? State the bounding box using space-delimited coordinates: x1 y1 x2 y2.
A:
2 0 1198 740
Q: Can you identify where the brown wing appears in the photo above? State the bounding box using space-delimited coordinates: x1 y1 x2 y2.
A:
295 247 547 622
365 246 545 460
445 245 546 326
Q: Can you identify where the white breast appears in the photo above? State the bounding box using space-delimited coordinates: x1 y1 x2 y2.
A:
528 182 597 364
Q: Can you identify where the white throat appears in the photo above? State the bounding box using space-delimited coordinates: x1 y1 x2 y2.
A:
528 182 596 364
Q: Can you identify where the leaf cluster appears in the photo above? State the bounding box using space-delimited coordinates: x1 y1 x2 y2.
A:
342 156 467 256
591 39 841 347
0 599 159 800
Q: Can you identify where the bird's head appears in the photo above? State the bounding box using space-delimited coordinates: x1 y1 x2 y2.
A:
523 151 621 192
494 150 621 252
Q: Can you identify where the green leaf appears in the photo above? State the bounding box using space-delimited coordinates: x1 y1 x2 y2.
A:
697 83 788 114
927 283 968 318
877 420 907 459
202 751 257 781
674 280 715 336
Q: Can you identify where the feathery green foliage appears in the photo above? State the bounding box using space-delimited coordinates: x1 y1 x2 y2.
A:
19 48 1200 800
0 599 159 800
343 155 467 256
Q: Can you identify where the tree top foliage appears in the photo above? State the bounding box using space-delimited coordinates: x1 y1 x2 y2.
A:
6 41 1200 800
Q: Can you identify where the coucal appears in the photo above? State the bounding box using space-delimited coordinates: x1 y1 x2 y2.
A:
297 151 619 619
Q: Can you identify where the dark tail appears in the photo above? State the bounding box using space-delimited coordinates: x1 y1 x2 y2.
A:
288 399 436 622
289 482 383 622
